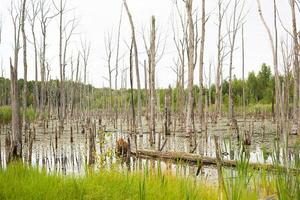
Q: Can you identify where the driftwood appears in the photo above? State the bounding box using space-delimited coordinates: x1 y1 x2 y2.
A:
131 149 300 173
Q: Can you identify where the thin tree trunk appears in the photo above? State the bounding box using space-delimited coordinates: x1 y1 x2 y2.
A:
242 25 246 125
129 39 136 134
150 16 156 145
124 0 143 136
58 0 64 132
186 0 195 145
21 0 28 125
290 0 299 125
198 0 206 127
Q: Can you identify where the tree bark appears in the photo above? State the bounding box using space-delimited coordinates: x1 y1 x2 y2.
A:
290 0 299 124
186 0 195 143
10 58 22 160
150 16 156 145
21 0 28 125
124 0 143 136
198 0 206 127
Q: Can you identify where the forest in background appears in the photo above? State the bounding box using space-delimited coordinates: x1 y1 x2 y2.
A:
0 63 287 117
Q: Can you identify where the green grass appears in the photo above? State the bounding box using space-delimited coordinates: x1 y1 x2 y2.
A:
0 106 12 124
0 106 37 125
0 163 218 200
0 160 299 200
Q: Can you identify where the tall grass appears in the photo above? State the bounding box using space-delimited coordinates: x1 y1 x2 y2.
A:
0 163 217 200
0 106 37 125
222 142 300 200
0 143 298 199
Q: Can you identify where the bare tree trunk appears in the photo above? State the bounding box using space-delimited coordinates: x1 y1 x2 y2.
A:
71 53 80 115
81 40 91 112
257 0 283 125
290 0 300 126
28 1 39 111
9 2 22 162
58 0 64 133
10 57 22 161
198 0 206 127
114 5 123 130
164 87 171 137
228 0 245 122
40 0 52 116
242 25 246 125
129 39 136 134
149 16 156 145
216 0 228 119
124 0 143 136
21 0 28 125
186 0 195 144
104 33 113 112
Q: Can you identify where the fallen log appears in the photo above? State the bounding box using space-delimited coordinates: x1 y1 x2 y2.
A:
132 149 300 174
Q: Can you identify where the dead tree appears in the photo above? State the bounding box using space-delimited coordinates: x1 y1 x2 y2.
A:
242 25 246 125
71 52 80 115
227 0 245 122
62 17 77 117
256 0 284 128
21 0 28 125
172 2 187 127
198 0 207 127
28 0 40 111
104 32 113 112
149 16 156 145
114 5 123 129
129 39 136 134
290 0 299 127
9 2 22 160
81 39 91 111
123 0 143 136
55 0 65 132
39 0 54 115
216 0 230 119
185 0 195 143
164 87 172 136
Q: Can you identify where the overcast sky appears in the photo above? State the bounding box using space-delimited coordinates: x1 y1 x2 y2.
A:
0 0 296 88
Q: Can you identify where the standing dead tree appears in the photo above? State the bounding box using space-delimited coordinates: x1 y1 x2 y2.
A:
81 39 91 111
149 16 156 146
39 0 55 115
242 24 246 125
53 0 66 132
114 5 123 130
216 0 230 120
21 0 28 126
256 0 284 130
70 52 80 115
290 0 300 129
198 0 207 128
28 0 40 111
185 0 195 146
104 32 113 113
8 1 22 161
227 0 246 122
280 38 292 166
129 39 136 134
123 0 143 136
63 18 77 115
171 2 187 130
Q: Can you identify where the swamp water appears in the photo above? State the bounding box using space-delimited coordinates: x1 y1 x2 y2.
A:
0 117 299 183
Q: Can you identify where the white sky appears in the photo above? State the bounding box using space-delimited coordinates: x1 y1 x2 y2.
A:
0 0 296 88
